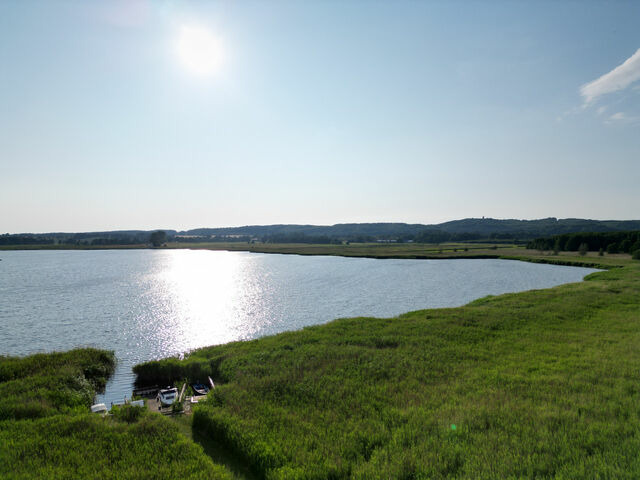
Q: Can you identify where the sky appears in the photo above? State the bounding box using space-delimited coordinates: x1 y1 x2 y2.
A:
1 1 639 233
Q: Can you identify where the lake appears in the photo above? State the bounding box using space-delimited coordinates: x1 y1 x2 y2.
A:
0 249 600 405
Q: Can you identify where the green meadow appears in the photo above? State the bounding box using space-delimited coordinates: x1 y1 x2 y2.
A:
135 252 640 479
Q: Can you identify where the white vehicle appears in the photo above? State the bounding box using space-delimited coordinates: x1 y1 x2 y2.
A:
156 387 178 406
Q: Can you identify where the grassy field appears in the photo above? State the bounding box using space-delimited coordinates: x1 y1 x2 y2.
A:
168 241 517 259
173 241 633 269
134 252 640 479
0 349 234 479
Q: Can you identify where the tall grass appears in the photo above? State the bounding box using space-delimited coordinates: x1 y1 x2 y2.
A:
0 349 115 419
0 348 234 479
0 413 234 479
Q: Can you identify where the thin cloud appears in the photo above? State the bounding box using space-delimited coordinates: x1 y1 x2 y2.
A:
580 48 640 104
605 111 640 125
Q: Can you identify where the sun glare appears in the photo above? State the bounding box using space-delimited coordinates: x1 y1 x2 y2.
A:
176 24 223 77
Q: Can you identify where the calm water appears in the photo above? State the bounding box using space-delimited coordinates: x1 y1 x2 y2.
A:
0 249 599 405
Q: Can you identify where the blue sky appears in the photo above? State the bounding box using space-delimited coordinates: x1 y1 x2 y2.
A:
1 1 639 233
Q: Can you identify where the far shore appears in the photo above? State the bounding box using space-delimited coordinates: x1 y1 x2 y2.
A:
0 241 632 270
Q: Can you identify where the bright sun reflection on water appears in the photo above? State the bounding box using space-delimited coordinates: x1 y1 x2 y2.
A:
155 250 262 353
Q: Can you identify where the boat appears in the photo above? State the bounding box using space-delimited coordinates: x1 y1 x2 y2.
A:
156 386 178 406
90 403 108 414
191 383 209 396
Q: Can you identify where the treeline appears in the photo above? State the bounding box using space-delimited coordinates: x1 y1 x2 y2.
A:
257 230 523 245
262 233 343 244
0 235 55 245
527 231 640 254
402 230 521 244
67 235 147 246
175 235 252 243
0 233 151 246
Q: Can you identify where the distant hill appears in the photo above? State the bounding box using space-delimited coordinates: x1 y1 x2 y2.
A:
181 218 640 240
3 218 640 246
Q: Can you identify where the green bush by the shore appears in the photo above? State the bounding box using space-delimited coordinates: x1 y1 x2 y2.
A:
0 349 115 420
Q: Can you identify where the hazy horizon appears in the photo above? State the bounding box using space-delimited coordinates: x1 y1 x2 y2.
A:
2 1 639 233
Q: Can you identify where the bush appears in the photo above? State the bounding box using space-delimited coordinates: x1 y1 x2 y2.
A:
578 243 588 256
133 357 215 387
633 250 640 260
172 400 184 413
112 404 144 423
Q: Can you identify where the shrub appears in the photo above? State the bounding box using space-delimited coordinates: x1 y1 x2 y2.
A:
112 404 144 423
578 243 588 256
633 250 640 260
172 400 184 414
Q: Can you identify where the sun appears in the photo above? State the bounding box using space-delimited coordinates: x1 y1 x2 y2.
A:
176 24 223 77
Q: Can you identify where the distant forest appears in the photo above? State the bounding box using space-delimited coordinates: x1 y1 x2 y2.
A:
527 231 640 254
3 218 640 246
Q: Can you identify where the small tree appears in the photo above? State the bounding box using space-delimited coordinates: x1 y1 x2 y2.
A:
598 248 604 256
578 243 588 256
150 230 167 247
553 239 561 256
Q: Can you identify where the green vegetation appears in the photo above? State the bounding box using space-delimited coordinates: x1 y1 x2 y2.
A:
528 230 640 255
3 218 640 249
167 240 518 259
4 246 639 478
0 349 115 420
0 349 233 479
150 230 168 247
0 413 234 479
136 255 640 479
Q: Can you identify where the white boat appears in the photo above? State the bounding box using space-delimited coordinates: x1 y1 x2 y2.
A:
156 386 178 406
90 403 108 414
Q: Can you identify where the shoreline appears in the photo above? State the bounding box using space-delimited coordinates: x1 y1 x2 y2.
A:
1 241 629 270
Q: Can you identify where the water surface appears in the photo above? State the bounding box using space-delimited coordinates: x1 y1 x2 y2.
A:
0 249 600 405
